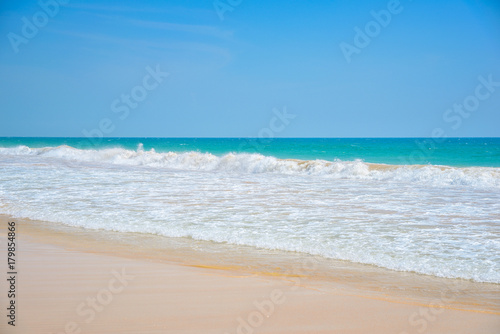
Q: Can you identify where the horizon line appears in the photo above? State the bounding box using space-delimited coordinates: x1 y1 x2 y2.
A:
0 136 499 139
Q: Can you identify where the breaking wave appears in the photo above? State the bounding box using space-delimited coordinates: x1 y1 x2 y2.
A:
1 144 499 189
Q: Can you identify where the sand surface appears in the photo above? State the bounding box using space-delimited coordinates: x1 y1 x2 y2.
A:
0 216 499 334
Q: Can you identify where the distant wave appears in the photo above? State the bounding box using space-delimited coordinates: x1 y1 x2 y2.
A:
1 144 499 189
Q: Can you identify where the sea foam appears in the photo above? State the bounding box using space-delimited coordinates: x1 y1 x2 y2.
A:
0 145 499 189
1 145 499 283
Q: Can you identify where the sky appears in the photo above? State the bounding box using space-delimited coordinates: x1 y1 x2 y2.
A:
0 0 499 137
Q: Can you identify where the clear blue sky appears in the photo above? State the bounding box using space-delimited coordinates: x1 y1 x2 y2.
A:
0 0 499 137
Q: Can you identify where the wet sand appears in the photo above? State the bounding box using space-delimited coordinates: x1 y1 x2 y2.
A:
0 215 498 334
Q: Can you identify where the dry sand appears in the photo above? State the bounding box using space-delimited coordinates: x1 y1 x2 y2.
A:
0 215 498 334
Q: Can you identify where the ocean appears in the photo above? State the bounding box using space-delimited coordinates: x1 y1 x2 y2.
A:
0 137 499 283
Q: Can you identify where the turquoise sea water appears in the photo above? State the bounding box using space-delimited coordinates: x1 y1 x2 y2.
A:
0 137 499 282
0 137 499 167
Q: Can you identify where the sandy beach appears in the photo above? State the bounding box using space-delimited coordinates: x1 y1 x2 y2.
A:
2 0 499 332
0 215 498 334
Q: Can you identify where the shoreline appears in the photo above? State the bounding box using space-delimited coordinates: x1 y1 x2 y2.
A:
0 215 499 333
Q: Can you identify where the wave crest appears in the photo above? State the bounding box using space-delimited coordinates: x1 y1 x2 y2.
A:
1 145 499 188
